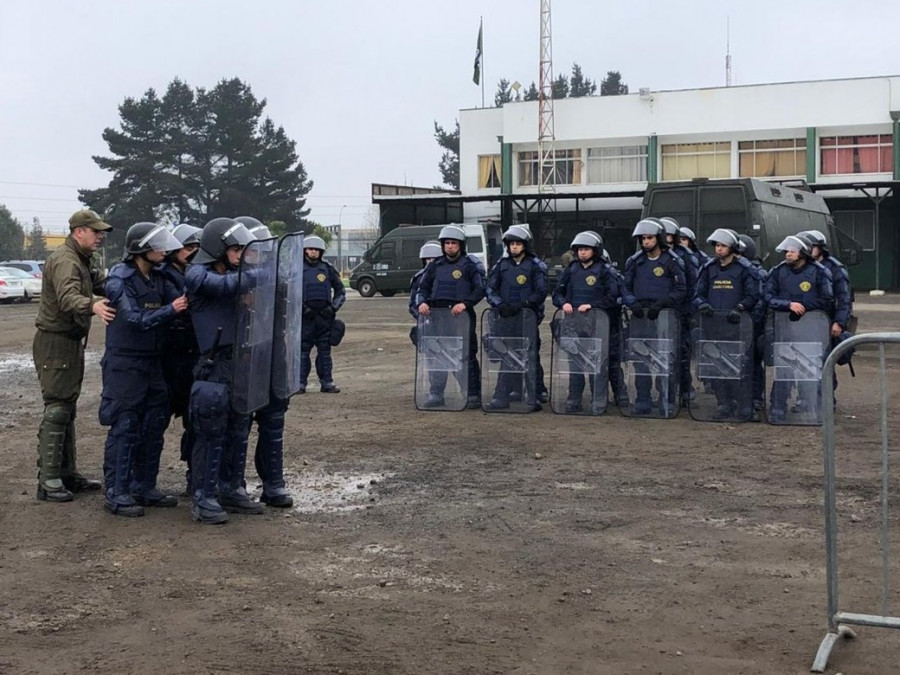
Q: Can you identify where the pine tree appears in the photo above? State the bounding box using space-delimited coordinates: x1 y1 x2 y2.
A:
433 120 460 190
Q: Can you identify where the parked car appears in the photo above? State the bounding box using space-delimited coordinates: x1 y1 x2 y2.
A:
0 259 44 278
0 266 41 301
0 268 27 303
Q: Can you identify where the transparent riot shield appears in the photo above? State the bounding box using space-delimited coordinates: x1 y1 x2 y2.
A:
232 237 278 414
767 310 830 426
271 232 303 400
549 309 610 416
415 308 470 411
480 308 538 413
689 311 753 423
622 309 681 419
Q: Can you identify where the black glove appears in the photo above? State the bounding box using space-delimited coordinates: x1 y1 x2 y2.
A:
302 304 316 320
320 306 335 320
698 303 713 317
630 305 645 319
789 310 803 322
726 309 742 324
497 303 514 318
647 301 665 321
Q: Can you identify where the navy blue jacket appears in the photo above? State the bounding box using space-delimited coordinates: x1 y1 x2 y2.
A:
623 250 687 309
763 259 834 313
415 254 486 309
104 262 181 356
693 257 760 312
303 259 346 311
486 254 548 320
185 263 254 353
820 255 852 328
552 259 621 313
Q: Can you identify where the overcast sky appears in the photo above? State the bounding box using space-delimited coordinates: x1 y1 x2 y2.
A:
2 0 899 233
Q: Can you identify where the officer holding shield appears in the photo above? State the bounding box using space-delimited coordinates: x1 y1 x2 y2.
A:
185 217 263 524
763 235 833 422
100 223 187 516
416 225 487 409
484 225 548 411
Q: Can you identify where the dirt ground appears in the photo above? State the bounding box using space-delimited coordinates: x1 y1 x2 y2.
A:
1 293 899 675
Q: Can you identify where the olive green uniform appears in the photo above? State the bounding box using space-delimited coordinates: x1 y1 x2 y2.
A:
33 236 106 492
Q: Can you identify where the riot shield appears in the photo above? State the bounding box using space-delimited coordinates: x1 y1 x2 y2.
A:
622 309 681 419
480 308 538 413
232 237 278 414
549 308 610 415
415 308 470 411
689 311 753 422
271 232 304 399
767 310 830 426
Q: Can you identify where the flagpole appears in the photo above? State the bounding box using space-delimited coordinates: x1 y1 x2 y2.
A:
480 16 485 108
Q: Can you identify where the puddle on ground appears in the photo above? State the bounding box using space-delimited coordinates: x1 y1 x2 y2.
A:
252 468 393 514
0 351 100 374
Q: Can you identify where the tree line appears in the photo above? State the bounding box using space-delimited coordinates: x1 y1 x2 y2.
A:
436 64 629 189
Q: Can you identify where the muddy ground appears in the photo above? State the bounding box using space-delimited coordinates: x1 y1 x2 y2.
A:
1 293 899 674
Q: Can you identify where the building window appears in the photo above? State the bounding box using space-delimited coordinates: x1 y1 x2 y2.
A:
833 210 875 251
661 142 731 180
820 135 893 175
586 146 648 183
518 149 583 186
738 139 806 178
478 155 502 189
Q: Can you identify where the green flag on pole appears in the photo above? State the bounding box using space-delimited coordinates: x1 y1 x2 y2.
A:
473 20 483 85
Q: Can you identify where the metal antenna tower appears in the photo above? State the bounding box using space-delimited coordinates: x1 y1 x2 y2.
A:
725 17 732 86
537 0 557 255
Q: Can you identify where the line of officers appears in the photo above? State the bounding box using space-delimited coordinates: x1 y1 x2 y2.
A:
408 218 851 421
34 214 345 523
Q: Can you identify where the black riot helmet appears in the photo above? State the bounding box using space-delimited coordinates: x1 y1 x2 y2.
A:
737 234 758 261
234 216 273 240
798 229 828 254
171 223 201 247
193 217 255 265
124 222 181 262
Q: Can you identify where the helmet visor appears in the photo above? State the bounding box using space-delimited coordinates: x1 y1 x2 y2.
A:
139 226 183 253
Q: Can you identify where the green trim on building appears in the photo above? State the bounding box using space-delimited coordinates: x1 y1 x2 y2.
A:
893 120 900 180
647 135 658 182
501 142 513 194
806 127 816 183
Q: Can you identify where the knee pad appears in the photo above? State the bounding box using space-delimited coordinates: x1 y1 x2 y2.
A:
190 381 229 437
45 403 74 426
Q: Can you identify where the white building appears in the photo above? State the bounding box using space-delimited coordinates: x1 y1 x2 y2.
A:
375 75 900 289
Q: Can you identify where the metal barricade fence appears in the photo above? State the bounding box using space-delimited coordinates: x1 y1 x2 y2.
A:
812 333 900 672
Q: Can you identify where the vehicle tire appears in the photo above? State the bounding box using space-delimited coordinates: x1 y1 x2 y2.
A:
357 278 377 298
380 290 396 297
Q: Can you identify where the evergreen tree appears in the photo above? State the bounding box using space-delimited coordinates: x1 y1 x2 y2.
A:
0 204 25 261
551 73 570 99
600 70 629 96
79 77 313 250
494 78 513 107
569 63 597 97
433 119 460 190
523 82 540 101
25 217 48 260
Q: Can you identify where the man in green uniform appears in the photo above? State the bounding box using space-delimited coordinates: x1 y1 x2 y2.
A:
33 210 117 502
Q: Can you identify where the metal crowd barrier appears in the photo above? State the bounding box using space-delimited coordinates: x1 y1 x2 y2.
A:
812 332 900 672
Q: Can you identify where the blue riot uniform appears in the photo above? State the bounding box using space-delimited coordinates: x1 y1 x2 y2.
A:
624 250 687 412
415 253 487 404
819 256 852 330
694 257 760 417
158 262 199 486
553 257 627 406
300 258 345 390
485 253 548 407
744 260 768 409
763 259 834 419
100 262 181 512
186 262 258 519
